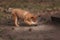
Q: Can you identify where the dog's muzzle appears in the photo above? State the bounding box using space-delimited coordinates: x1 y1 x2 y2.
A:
30 21 38 26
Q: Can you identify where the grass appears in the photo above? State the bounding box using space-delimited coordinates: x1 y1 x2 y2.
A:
0 0 60 24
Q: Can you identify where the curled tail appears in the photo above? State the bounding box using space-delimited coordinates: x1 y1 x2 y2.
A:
5 8 13 13
0 7 13 14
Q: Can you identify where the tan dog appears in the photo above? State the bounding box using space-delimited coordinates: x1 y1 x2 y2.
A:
7 8 38 27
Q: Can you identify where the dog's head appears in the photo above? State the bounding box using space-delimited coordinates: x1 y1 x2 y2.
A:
26 15 40 26
30 16 37 22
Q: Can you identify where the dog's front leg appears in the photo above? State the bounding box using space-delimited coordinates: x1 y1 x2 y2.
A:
12 14 19 27
24 19 32 25
15 17 20 27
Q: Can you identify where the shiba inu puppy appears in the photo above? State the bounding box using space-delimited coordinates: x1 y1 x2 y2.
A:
7 8 39 27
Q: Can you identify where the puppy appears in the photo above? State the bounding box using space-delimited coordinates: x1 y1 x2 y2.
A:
7 8 39 27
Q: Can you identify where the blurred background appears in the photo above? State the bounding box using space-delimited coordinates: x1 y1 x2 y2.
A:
0 0 60 25
0 0 60 40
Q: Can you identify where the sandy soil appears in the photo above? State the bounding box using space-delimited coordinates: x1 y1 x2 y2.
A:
0 22 60 40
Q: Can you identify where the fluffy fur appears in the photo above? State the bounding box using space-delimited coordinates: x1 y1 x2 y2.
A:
7 8 38 27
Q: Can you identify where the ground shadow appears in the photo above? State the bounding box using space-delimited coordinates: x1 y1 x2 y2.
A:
0 21 38 27
51 17 60 25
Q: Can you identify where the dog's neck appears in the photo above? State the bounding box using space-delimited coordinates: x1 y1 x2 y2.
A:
24 12 28 16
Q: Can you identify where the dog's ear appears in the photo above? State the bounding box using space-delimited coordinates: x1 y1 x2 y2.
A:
31 16 37 20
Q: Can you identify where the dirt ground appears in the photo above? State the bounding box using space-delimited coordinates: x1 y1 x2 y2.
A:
0 22 60 40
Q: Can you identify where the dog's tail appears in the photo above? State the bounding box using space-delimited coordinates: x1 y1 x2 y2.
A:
3 8 13 14
0 7 13 14
7 8 13 12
